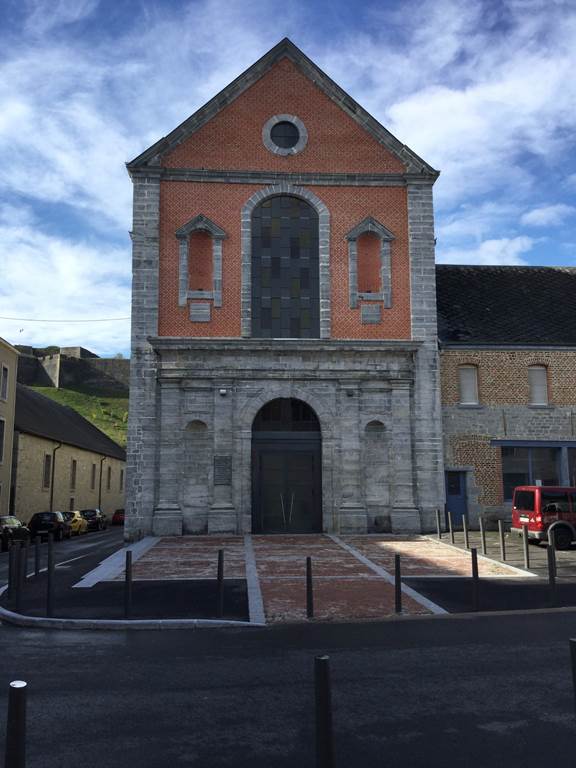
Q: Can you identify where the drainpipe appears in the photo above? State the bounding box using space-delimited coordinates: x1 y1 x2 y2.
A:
98 456 106 509
49 442 62 513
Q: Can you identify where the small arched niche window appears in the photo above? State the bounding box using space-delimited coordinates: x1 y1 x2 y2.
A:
528 365 549 405
458 365 479 405
347 217 394 322
176 215 227 321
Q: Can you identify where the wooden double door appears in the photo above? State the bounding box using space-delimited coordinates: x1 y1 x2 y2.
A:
252 437 322 534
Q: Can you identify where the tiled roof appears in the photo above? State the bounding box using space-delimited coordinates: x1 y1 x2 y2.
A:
436 265 576 345
14 385 125 461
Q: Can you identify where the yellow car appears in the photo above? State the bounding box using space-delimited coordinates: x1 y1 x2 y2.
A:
63 510 88 536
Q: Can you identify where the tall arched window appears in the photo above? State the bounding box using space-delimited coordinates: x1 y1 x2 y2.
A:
251 195 320 338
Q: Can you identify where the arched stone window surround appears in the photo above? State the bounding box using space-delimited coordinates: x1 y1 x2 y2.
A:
346 216 395 311
176 214 227 309
241 184 331 339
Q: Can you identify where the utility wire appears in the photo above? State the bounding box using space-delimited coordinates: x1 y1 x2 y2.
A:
0 316 130 323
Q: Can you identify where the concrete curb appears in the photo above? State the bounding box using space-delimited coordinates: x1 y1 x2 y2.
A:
0 585 263 631
425 535 539 578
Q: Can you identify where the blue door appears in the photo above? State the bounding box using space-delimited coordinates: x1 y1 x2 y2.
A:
445 471 468 526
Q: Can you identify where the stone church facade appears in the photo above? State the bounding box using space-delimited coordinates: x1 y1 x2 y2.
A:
125 38 445 540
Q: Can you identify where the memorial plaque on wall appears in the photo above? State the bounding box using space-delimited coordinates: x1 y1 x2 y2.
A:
214 455 232 485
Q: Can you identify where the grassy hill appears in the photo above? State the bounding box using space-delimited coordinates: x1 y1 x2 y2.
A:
32 387 129 447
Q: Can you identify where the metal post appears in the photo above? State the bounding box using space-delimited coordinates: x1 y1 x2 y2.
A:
569 639 576 716
7 543 16 601
306 556 314 619
547 544 557 608
34 537 40 579
395 554 402 614
15 544 25 614
216 548 224 619
479 516 487 556
46 533 54 618
124 550 133 620
435 509 442 539
463 515 470 550
314 655 335 768
471 547 479 612
23 540 30 583
522 524 530 570
448 510 454 545
498 520 506 561
4 680 27 768
549 534 558 578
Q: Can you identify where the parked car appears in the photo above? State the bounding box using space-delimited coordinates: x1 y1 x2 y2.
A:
510 485 576 550
28 511 72 542
80 509 108 531
0 516 30 551
112 509 125 526
62 510 88 536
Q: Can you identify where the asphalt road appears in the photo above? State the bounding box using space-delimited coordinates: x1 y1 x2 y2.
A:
2 609 576 767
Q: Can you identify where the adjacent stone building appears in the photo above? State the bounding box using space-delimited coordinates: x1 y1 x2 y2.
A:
11 385 126 523
0 337 18 516
437 265 576 525
125 38 445 539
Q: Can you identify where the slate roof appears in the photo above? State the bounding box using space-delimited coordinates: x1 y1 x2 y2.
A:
436 265 576 346
14 385 125 461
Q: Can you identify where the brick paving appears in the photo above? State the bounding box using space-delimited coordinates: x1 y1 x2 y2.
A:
110 533 527 624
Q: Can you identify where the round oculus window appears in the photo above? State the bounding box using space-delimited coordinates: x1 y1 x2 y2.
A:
270 121 300 149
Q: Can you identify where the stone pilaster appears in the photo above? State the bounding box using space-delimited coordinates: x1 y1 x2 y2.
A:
208 381 237 533
337 383 367 532
152 379 183 536
390 380 420 533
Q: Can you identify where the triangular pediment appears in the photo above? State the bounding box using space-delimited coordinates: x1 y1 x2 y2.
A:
127 38 437 178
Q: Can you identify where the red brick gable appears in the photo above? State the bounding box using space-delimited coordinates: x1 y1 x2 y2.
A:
163 57 406 175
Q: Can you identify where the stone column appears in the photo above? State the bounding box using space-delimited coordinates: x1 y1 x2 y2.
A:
337 383 367 533
208 381 237 533
390 379 420 532
152 379 183 536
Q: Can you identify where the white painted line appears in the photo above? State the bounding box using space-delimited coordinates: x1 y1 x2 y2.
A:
73 536 159 588
328 534 448 615
425 536 539 578
244 534 266 625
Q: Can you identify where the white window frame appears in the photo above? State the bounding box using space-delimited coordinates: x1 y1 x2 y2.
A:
0 365 8 401
528 365 549 405
458 365 480 405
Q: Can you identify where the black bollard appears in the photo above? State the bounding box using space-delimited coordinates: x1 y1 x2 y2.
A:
7 543 16 602
124 550 133 619
479 516 487 556
549 533 558 578
448 510 454 545
463 515 470 550
394 554 402 614
547 544 557 607
23 540 30 582
216 548 224 619
306 556 314 619
15 544 26 614
435 509 442 539
5 680 27 768
498 520 506 561
522 524 530 570
314 656 335 768
46 533 54 618
471 547 479 612
34 537 40 579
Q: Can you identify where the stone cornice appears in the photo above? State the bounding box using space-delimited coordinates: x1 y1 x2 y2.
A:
128 167 434 187
149 337 422 353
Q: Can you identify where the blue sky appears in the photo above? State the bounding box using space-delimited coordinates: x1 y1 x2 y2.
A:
0 0 575 355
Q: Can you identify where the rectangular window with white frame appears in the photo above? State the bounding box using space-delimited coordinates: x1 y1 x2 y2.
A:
458 365 479 405
0 365 8 401
528 365 548 405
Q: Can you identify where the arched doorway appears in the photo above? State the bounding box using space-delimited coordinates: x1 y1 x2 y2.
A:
251 195 320 338
252 398 322 533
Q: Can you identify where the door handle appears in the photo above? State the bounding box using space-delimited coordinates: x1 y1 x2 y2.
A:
280 494 287 528
288 493 295 524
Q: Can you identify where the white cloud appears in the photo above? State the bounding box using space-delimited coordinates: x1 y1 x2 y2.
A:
0 205 130 355
437 236 535 266
23 0 100 36
520 204 576 227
